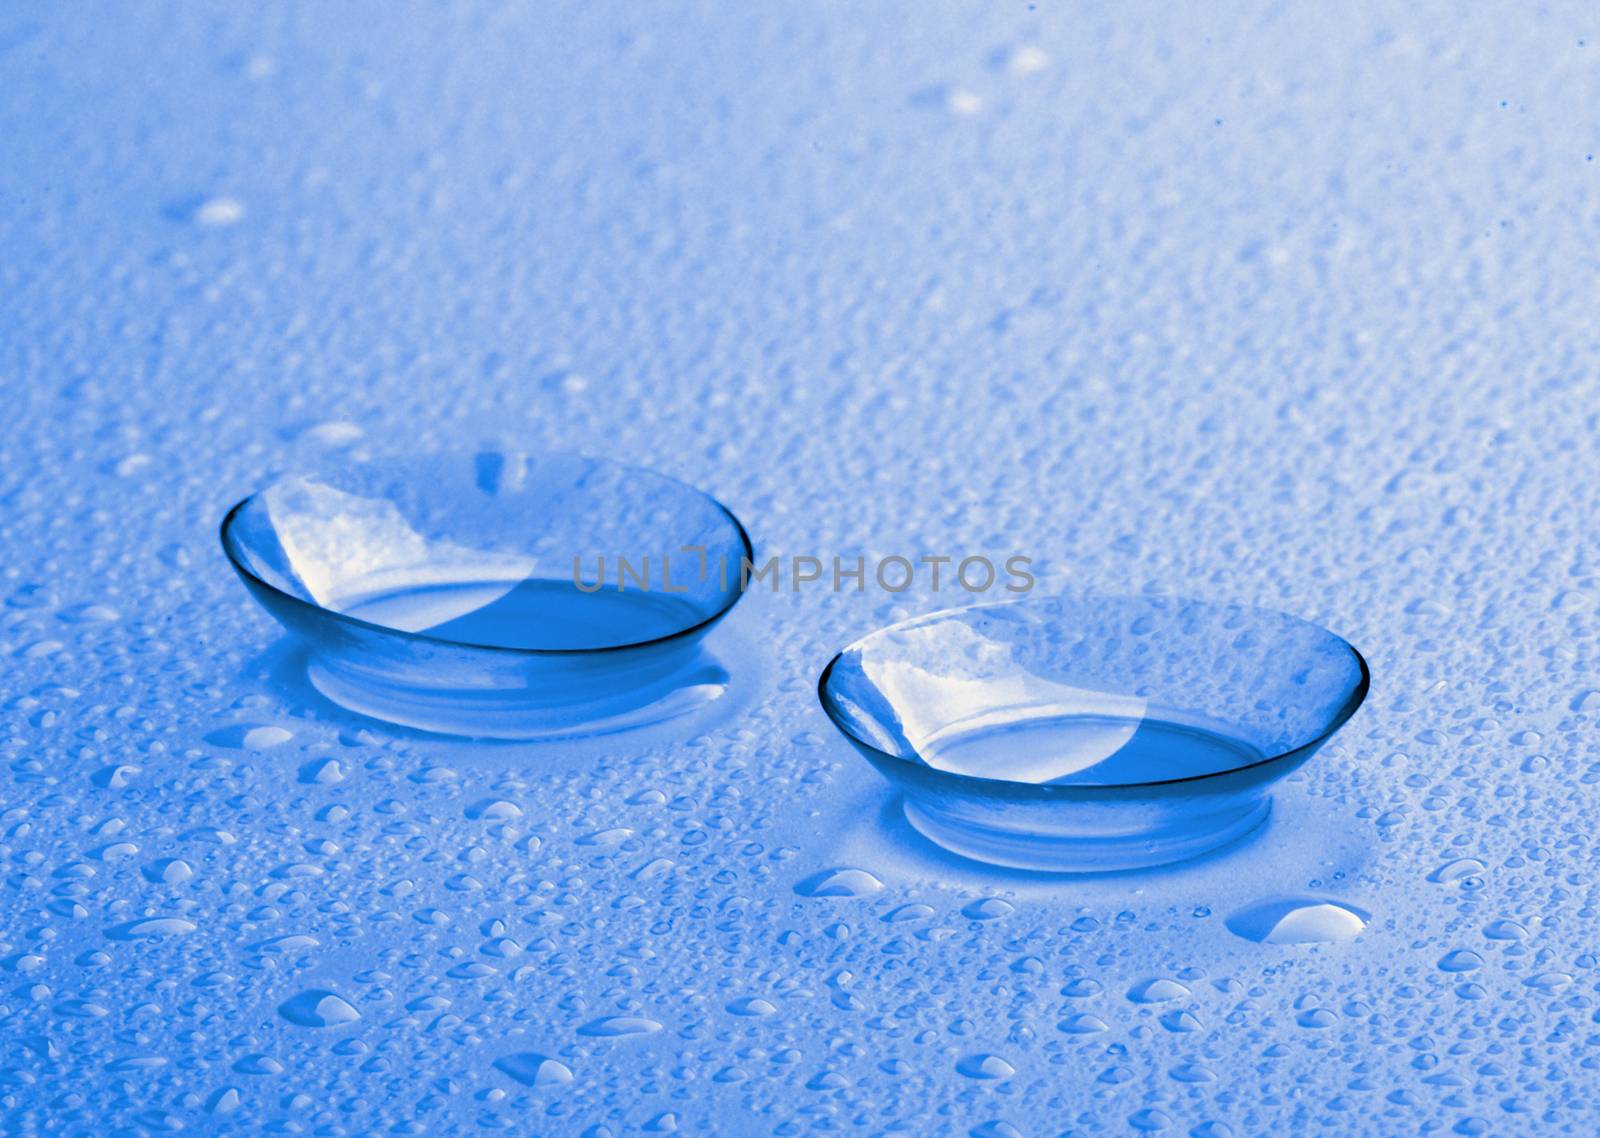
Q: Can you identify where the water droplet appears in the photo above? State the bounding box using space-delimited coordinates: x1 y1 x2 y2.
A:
105 916 197 941
232 1054 283 1076
961 897 1015 921
1170 1061 1217 1083
1004 45 1050 76
91 764 140 789
493 1052 573 1087
206 724 293 750
577 826 635 847
1429 857 1487 883
278 989 361 1028
142 858 193 885
298 757 344 785
956 1053 1016 1080
1437 949 1483 973
207 1087 242 1115
466 798 523 821
1484 918 1529 940
726 997 777 1017
1525 972 1572 991
794 867 884 898
576 1015 662 1038
301 420 364 446
1129 1107 1174 1131
1057 1013 1110 1034
883 903 935 922
59 603 120 623
1127 978 1191 1003
970 1123 1026 1138
193 196 245 227
251 933 321 955
1224 896 1371 944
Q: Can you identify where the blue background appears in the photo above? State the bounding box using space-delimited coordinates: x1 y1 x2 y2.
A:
3 4 1598 1136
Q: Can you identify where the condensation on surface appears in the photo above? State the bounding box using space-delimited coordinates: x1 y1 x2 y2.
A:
2 3 1598 1135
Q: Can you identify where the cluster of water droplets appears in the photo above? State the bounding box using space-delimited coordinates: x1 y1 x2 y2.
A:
7 2 1600 1135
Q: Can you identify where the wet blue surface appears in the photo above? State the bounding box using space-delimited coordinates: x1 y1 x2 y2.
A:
4 3 1600 1135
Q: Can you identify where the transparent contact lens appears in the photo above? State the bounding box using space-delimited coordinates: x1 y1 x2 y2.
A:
818 594 1368 871
221 450 751 738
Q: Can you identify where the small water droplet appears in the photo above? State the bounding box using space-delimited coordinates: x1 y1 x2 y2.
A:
1004 45 1050 76
59 603 120 623
194 196 245 227
300 420 364 446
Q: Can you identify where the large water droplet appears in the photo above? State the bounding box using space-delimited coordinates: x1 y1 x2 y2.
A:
105 916 198 941
577 1015 662 1038
1484 918 1529 940
1428 857 1487 884
1057 1013 1110 1034
206 724 294 750
882 903 935 922
794 868 884 898
298 757 345 785
494 1052 573 1087
142 858 193 885
1224 896 1371 944
1525 972 1572 991
1126 978 1191 1003
278 989 361 1028
1437 949 1483 972
956 1053 1016 1079
466 798 523 821
961 897 1015 921
726 997 777 1017
232 1054 284 1075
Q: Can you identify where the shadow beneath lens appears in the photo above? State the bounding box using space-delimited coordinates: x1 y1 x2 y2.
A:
806 775 1375 913
234 623 761 752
